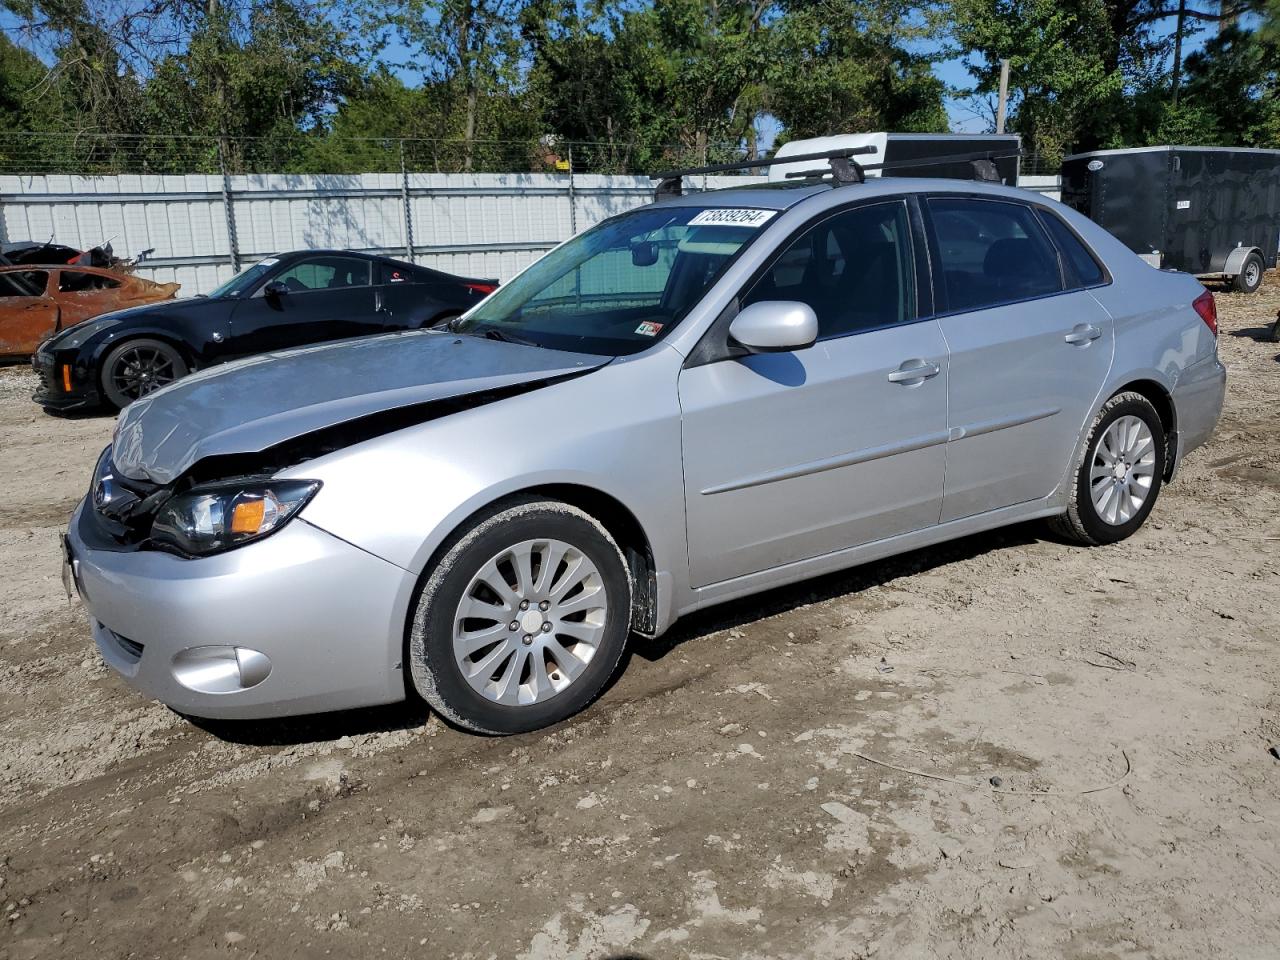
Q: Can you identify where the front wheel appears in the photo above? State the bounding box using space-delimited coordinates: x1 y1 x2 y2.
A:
1050 391 1166 545
100 338 188 409
407 499 631 734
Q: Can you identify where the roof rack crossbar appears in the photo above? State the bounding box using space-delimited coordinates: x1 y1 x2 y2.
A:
652 146 878 199
656 147 1022 198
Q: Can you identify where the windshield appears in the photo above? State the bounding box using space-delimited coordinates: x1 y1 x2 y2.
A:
455 205 773 355
207 258 279 299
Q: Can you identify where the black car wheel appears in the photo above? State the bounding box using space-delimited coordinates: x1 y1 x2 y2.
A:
101 338 188 409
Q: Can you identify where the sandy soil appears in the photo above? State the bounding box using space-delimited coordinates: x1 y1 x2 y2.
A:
1 278 1278 960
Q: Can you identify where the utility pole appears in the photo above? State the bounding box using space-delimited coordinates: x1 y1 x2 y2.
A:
996 59 1011 134
1172 0 1188 105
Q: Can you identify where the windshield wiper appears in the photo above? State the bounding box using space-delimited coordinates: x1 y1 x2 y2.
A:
477 326 539 347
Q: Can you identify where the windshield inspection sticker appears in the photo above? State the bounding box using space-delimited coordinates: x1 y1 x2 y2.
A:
688 208 777 228
635 321 664 337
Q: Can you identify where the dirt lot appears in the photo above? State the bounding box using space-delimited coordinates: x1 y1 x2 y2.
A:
2 280 1278 960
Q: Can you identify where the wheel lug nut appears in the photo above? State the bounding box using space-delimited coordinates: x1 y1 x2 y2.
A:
541 622 552 633
519 600 529 610
522 635 533 645
539 601 550 611
508 621 519 631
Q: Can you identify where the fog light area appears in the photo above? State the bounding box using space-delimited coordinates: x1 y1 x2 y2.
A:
172 646 272 693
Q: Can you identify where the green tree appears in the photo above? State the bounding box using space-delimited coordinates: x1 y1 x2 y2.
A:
769 0 948 139
951 0 1126 162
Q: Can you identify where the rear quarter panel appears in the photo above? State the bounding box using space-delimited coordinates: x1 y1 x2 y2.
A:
1058 204 1220 469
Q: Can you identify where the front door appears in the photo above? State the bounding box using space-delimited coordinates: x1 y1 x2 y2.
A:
0 270 56 356
228 255 379 356
679 199 950 588
922 196 1115 521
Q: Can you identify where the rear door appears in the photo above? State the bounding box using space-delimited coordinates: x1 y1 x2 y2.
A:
923 196 1114 521
0 270 56 356
679 198 950 587
228 255 379 356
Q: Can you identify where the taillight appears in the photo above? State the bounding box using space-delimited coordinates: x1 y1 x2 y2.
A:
1192 290 1217 336
465 282 497 296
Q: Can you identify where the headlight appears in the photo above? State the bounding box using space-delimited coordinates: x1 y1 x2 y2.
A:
150 479 320 557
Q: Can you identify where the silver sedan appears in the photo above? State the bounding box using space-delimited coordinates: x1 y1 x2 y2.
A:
66 176 1226 733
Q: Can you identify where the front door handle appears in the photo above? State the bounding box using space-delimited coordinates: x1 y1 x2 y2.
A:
1064 323 1102 345
887 360 941 385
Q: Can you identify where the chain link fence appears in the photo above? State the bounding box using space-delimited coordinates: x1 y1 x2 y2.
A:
0 131 1062 177
0 132 739 177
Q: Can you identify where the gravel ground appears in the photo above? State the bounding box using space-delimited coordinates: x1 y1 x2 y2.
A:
1 277 1278 960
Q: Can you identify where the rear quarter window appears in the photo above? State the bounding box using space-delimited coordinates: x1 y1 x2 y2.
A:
1037 210 1106 287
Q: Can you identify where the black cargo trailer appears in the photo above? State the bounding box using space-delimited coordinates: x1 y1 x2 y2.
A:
1061 146 1280 293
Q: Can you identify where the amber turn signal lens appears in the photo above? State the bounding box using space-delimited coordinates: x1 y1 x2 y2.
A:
61 365 73 392
229 498 266 535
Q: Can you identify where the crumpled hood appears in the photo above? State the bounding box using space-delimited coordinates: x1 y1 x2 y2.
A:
111 330 608 483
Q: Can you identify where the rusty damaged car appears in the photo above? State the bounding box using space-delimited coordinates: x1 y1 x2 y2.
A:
0 265 179 360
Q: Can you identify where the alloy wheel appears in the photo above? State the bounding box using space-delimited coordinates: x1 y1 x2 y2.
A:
452 538 608 706
1089 414 1157 525
111 346 178 400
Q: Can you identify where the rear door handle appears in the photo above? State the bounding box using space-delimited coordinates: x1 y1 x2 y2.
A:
887 360 941 384
1064 323 1102 345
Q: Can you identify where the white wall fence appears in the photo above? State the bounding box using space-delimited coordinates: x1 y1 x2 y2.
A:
0 171 1062 296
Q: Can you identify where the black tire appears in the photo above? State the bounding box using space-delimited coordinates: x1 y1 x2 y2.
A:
1233 252 1264 294
407 498 631 735
100 338 188 410
1049 391 1166 546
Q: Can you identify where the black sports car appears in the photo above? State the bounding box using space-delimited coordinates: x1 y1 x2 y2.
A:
32 250 498 411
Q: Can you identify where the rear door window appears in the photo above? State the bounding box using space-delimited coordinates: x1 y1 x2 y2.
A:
927 198 1063 312
58 271 122 293
1037 209 1106 287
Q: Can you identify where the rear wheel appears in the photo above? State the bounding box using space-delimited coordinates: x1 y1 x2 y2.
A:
100 338 188 409
1050 391 1165 545
407 499 631 734
1233 252 1264 293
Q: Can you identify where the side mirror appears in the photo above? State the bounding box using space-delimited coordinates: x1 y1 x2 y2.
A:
728 301 818 353
630 240 658 267
263 280 288 299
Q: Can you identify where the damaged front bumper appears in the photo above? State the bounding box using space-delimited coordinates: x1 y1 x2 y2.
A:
31 351 101 411
66 499 417 720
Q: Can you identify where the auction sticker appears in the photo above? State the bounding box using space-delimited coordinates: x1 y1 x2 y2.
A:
635 321 664 337
688 208 777 228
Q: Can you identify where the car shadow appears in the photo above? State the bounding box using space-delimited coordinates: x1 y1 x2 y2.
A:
188 520 1046 745
185 698 431 747
629 520 1044 664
